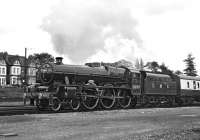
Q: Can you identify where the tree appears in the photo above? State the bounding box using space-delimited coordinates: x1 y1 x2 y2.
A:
135 58 140 70
159 63 173 74
145 61 159 72
183 53 197 76
139 58 144 70
135 58 144 70
28 53 55 69
114 59 133 68
174 70 183 75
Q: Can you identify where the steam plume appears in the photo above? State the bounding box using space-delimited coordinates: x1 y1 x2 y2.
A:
41 0 143 63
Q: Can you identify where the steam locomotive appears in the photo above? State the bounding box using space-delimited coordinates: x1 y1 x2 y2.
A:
30 57 200 111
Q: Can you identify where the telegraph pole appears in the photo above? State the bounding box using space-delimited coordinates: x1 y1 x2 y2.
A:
24 47 27 85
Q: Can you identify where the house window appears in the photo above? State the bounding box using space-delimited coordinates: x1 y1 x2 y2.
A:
2 68 5 74
13 67 16 74
2 78 6 85
0 78 6 85
0 67 1 74
12 77 17 85
187 82 190 88
15 61 19 65
0 60 5 65
160 84 163 88
198 82 200 89
17 68 19 75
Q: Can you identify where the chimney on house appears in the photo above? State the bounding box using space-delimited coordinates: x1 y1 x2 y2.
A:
55 57 63 65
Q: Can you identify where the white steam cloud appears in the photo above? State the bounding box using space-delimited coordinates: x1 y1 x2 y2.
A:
41 0 143 63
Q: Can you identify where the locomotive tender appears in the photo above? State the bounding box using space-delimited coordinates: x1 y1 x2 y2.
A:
33 57 200 111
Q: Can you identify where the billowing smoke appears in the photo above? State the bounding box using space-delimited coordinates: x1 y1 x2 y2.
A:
41 0 143 63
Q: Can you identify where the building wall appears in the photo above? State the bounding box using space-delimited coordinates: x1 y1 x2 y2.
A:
0 53 37 86
0 60 6 86
10 60 21 85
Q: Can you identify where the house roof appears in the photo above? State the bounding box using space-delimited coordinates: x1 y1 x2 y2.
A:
7 55 18 65
0 52 6 60
0 52 27 66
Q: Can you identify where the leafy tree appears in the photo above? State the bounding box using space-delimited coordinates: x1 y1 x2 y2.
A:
145 61 159 72
183 53 197 76
174 70 183 75
28 53 55 69
114 59 133 68
159 63 173 74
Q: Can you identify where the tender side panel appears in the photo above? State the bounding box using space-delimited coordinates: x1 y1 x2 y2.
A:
144 73 177 95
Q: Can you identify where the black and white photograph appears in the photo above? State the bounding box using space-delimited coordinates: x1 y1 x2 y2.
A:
1 0 200 139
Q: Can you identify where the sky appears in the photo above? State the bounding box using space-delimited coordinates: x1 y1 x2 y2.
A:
0 0 200 73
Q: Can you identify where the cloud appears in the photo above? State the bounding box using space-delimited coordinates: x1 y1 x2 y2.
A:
143 0 184 15
0 28 4 34
41 0 143 63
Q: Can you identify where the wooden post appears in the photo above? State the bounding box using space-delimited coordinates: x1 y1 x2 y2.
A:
25 47 27 85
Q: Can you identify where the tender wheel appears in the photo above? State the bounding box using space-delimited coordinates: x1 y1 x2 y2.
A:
51 97 61 112
141 96 149 107
159 96 171 107
82 88 99 110
100 88 115 109
117 89 132 109
175 97 183 106
70 98 81 111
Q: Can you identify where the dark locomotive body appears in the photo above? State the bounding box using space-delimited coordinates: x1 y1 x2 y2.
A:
31 59 200 111
36 62 138 111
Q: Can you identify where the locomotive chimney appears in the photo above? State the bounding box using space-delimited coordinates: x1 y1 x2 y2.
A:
55 57 63 65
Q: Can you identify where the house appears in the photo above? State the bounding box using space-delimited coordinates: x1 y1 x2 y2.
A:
0 54 6 86
0 52 37 86
4 54 23 85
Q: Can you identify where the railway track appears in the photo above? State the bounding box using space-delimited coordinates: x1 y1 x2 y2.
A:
0 105 37 116
0 102 200 116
